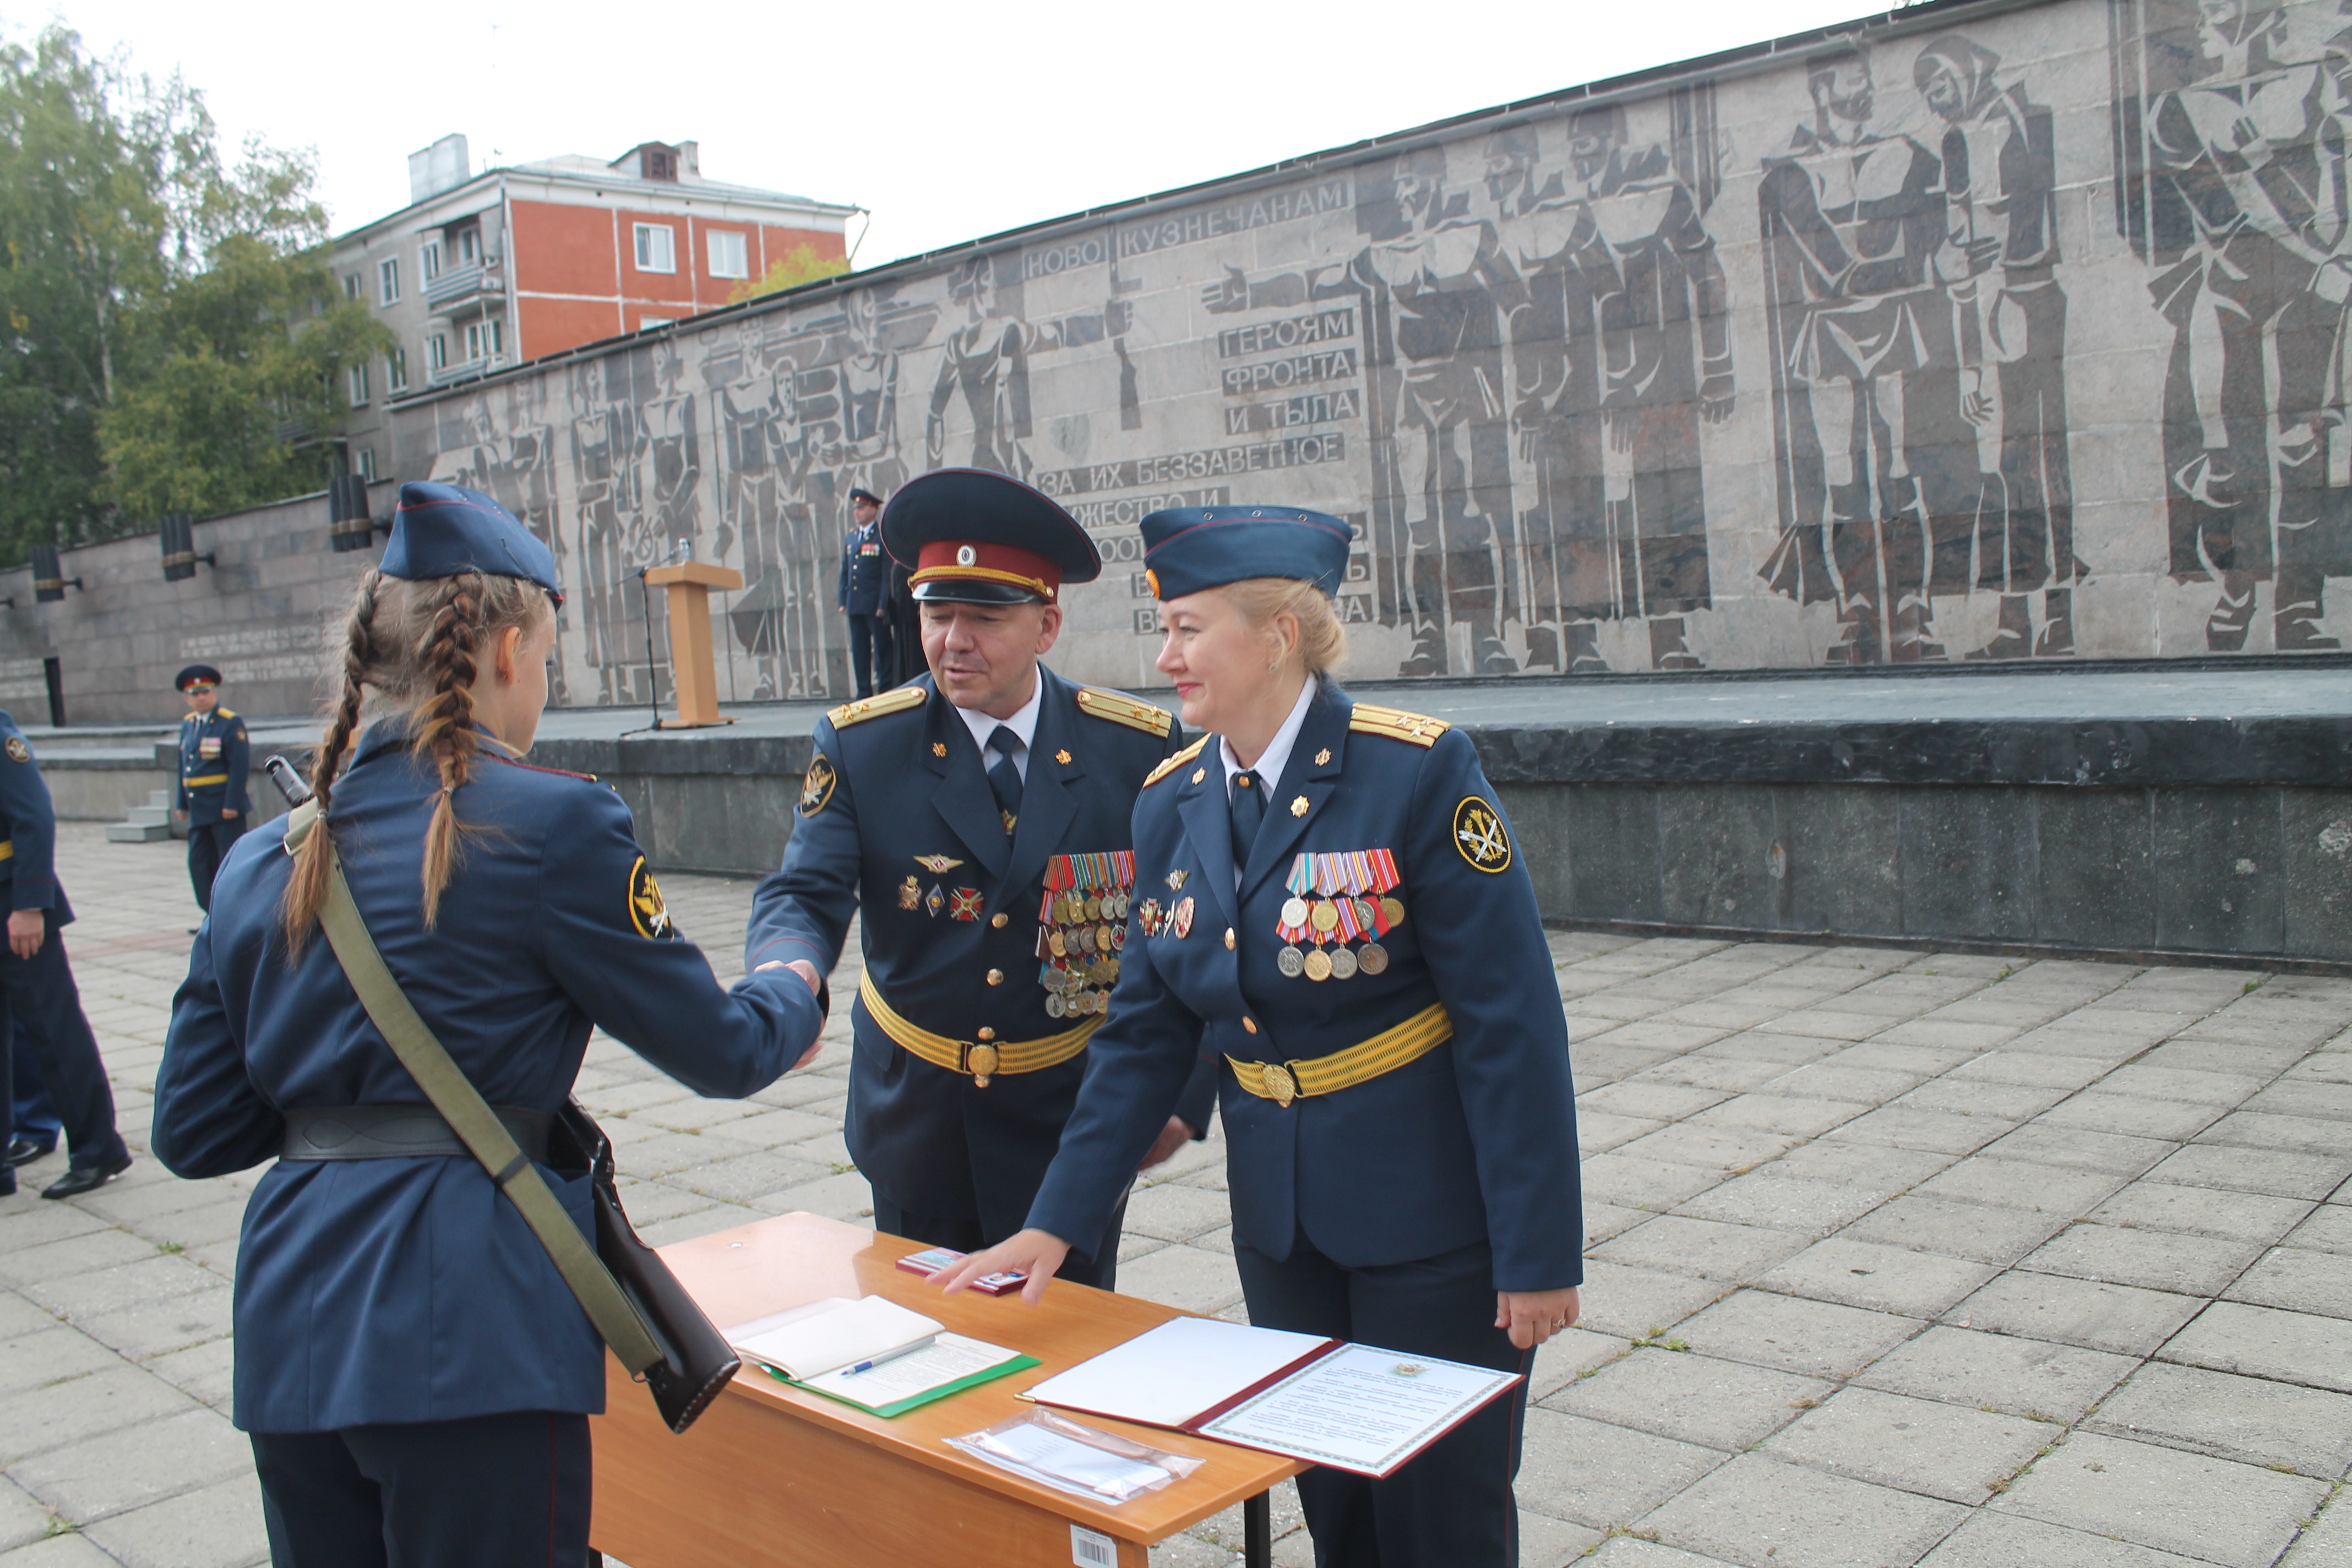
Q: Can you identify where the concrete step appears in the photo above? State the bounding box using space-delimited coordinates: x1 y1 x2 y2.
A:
146 788 174 810
105 822 172 843
127 807 171 828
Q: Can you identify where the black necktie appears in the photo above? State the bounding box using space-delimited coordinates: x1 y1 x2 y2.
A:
986 725 1023 836
1229 769 1264 867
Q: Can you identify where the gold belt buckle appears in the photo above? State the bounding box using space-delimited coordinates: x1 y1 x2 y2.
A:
966 1043 1000 1087
1261 1061 1299 1108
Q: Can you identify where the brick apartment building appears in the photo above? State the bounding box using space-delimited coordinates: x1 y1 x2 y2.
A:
330 134 857 480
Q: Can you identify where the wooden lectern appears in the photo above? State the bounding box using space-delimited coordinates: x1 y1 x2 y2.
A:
643 560 743 728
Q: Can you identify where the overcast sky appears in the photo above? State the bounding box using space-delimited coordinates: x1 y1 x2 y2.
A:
56 0 1882 268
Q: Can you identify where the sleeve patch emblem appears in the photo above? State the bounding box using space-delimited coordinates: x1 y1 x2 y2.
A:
1452 797 1512 874
3 737 28 763
628 855 676 939
798 755 837 817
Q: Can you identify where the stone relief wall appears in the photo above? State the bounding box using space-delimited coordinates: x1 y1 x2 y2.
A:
393 0 2352 703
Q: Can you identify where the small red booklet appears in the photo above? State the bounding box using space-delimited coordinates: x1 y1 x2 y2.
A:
894 1246 1026 1297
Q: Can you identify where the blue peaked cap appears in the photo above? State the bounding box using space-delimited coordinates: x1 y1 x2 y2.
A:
1137 505 1353 600
382 482 564 604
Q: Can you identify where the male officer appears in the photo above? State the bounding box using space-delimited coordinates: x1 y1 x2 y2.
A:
175 665 249 918
837 487 893 698
748 468 1213 1286
0 711 132 1199
10 1037 60 1166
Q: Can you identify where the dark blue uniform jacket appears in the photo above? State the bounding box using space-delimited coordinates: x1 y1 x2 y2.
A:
838 522 888 616
1027 680 1583 1293
177 706 252 821
153 721 822 1434
744 668 1213 1257
0 713 68 923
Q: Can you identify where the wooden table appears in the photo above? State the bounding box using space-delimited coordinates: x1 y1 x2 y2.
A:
589 1213 1302 1568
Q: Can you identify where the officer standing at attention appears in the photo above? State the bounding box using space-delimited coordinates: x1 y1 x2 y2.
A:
748 467 1214 1287
943 505 1582 1568
152 481 824 1567
174 664 249 919
0 709 134 1199
839 486 893 698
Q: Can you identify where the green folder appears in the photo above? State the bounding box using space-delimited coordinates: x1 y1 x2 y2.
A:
761 1350 1042 1419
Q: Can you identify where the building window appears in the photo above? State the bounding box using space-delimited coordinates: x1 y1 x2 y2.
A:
343 273 362 302
427 333 448 372
634 222 676 274
420 241 442 283
464 318 502 362
378 256 400 304
387 347 407 394
456 226 481 265
358 447 378 482
638 311 676 332
346 362 370 407
707 230 749 279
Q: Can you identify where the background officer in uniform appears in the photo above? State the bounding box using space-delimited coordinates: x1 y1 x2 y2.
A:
944 505 1582 1568
749 467 1214 1287
838 486 893 698
10 1032 62 1167
153 481 824 1566
0 710 133 1200
174 664 249 918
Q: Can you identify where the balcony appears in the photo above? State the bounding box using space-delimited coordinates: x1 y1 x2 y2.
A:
424 256 505 318
427 352 507 389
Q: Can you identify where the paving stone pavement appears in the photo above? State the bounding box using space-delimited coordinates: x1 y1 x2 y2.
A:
2 824 2350 1567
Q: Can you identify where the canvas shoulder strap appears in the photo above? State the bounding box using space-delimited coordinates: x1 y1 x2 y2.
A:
283 801 663 1375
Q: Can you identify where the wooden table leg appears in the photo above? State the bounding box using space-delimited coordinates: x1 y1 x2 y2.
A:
1244 1491 1271 1568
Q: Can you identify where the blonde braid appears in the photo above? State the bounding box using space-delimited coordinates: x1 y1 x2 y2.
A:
279 569 382 955
410 572 487 927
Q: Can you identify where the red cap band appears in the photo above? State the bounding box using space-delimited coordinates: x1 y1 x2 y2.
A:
911 539 1062 601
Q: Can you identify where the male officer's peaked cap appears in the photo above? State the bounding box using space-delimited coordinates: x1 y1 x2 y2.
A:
175 665 222 692
382 482 564 604
848 487 883 507
1137 505 1352 600
881 467 1100 605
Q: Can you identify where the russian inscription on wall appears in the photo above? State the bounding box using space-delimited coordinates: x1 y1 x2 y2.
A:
400 0 2352 702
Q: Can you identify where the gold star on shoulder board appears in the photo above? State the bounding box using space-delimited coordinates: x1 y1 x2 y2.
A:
1055 749 1072 765
1291 796 1310 817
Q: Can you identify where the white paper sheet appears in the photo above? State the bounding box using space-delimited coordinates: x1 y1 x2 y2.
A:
795 1332 1019 1408
1198 1344 1520 1476
962 1422 1175 1501
1024 1317 1330 1429
726 1295 941 1380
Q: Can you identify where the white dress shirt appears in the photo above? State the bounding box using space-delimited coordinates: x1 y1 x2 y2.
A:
952 671 1044 781
1218 677 1317 887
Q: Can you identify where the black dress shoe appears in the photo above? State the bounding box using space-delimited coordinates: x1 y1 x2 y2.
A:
7 1137 56 1165
41 1151 132 1200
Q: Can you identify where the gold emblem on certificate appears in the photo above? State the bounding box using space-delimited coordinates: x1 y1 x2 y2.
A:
1278 850 1405 982
1036 852 1134 1010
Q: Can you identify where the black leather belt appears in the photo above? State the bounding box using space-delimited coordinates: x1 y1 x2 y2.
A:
281 1104 553 1164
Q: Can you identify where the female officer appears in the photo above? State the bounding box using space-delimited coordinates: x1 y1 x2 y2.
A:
943 505 1582 1568
153 482 825 1568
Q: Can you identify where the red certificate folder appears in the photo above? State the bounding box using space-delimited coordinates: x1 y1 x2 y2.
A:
1023 1318 1522 1477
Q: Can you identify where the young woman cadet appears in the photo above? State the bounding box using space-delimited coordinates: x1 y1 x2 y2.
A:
153 482 826 1568
943 505 1583 1568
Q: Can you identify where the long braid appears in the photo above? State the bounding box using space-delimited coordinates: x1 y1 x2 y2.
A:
279 569 382 955
411 572 486 927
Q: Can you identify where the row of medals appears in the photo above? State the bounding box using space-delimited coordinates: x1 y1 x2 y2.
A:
1038 889 1131 1018
1278 895 1404 982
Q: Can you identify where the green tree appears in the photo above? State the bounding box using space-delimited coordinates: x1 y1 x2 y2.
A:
727 243 850 304
0 25 387 563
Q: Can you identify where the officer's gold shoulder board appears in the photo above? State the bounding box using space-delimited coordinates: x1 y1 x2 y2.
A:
1075 688 1174 738
827 686 926 729
219 709 237 721
1349 704 1451 748
627 854 675 939
1452 796 1512 873
1144 735 1210 788
798 754 837 816
3 736 28 764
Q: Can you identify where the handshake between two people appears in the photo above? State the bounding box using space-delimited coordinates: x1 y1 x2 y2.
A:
754 959 827 1071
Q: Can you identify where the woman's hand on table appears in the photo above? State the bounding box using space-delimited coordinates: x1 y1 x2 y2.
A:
938 1228 1071 1304
1496 1287 1582 1351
